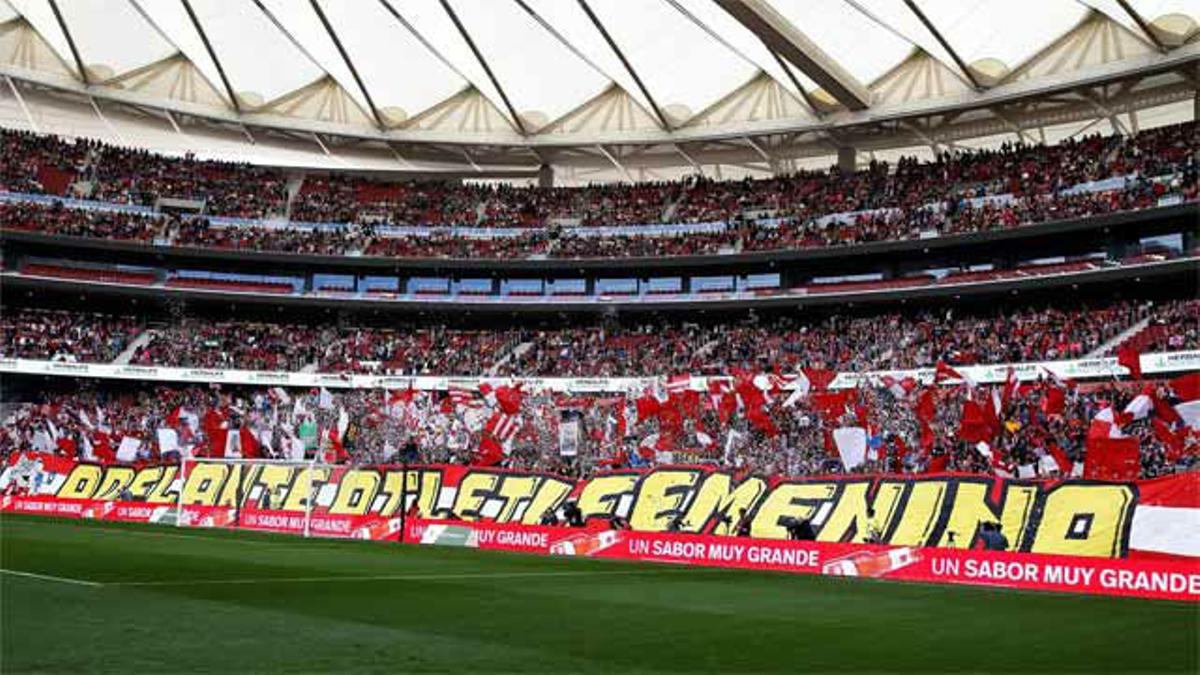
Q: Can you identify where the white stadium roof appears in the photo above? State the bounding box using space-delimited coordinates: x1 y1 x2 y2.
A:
0 0 1196 182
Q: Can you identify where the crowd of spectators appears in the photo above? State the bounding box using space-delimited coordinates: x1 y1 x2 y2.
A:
4 299 1193 376
2 371 1194 483
0 130 92 195
0 309 141 363
86 145 287 218
1 122 1194 259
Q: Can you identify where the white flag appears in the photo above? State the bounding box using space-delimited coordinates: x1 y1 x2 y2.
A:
156 428 179 456
116 437 142 463
833 427 867 470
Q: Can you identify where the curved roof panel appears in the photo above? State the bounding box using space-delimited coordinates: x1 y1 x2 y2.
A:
0 0 1193 142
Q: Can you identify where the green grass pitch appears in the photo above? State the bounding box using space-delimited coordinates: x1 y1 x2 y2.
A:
1 515 1196 674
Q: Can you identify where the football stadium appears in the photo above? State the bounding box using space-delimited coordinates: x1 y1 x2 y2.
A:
0 0 1198 672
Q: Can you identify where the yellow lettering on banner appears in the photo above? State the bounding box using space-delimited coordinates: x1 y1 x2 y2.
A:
281 468 330 511
681 473 767 535
520 477 573 525
629 470 700 531
937 481 1038 550
453 472 502 520
180 463 228 506
376 469 430 516
127 467 165 500
56 464 103 499
377 470 404 516
887 481 950 546
1031 484 1135 558
412 470 442 518
819 481 905 543
329 470 382 515
577 474 638 519
216 465 252 506
145 466 179 504
751 483 838 539
252 466 298 509
93 467 136 500
494 476 539 522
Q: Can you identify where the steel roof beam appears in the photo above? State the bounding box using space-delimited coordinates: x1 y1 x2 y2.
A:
902 0 981 90
5 75 39 132
769 49 821 116
438 0 528 135
576 0 673 131
596 144 632 182
673 142 703 172
180 0 241 112
307 0 386 130
46 0 88 84
1115 0 1168 52
714 0 869 110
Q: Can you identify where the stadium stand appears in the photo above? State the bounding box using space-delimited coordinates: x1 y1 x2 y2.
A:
3 372 1195 482
1 122 1195 260
3 300 1194 375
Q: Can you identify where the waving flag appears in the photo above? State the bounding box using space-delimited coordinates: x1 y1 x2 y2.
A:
495 384 524 415
934 361 970 386
833 426 867 470
484 411 521 444
665 374 692 394
1084 436 1140 481
1117 343 1142 379
1040 384 1066 416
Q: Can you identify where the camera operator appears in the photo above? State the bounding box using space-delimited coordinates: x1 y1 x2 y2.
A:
782 517 816 541
734 508 753 537
980 522 1009 551
562 500 584 528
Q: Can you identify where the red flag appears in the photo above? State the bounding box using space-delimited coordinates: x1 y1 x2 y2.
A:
665 374 691 393
239 427 260 459
92 433 115 464
718 391 738 423
801 367 836 392
958 400 993 444
388 387 417 406
1171 372 1200 402
495 384 523 415
925 453 949 474
1117 343 1142 379
918 421 935 454
1040 385 1066 416
328 426 347 462
810 390 852 420
746 406 779 437
203 409 228 458
1001 367 1019 410
635 393 661 424
1084 435 1139 481
1046 440 1072 475
474 435 505 466
615 396 627 438
822 428 838 459
1153 419 1186 463
934 361 966 384
484 411 521 444
915 388 936 424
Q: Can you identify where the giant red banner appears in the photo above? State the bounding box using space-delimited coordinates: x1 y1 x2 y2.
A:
2 453 1197 601
405 518 1200 602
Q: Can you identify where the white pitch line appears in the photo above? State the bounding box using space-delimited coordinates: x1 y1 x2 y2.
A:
1 520 344 548
108 568 693 588
0 568 103 587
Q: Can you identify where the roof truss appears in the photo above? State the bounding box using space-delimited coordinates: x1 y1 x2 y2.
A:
714 0 870 110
